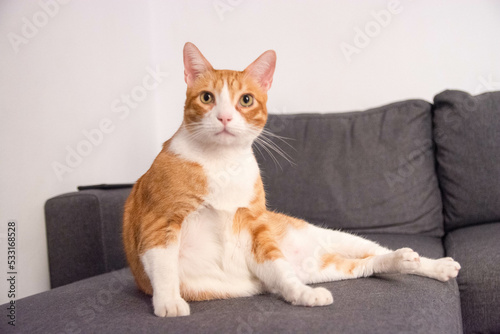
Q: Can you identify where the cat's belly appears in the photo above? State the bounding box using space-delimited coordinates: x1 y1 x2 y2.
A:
178 206 264 300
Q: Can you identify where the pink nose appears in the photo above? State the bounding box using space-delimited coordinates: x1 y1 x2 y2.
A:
217 115 232 125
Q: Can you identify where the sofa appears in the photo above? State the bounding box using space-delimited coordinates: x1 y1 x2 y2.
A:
3 90 499 334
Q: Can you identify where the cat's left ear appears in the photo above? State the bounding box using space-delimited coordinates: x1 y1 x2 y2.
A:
244 50 276 92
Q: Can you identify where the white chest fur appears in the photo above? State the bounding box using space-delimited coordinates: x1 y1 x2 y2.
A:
169 128 259 212
168 129 263 296
202 154 258 211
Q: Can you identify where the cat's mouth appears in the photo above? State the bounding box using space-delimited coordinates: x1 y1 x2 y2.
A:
215 129 235 137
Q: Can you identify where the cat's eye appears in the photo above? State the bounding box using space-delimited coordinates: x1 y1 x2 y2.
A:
200 92 214 104
239 94 254 107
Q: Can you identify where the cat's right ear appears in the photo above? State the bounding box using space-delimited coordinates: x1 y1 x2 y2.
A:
183 42 213 86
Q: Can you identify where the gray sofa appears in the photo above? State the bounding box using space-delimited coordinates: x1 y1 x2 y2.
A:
3 90 499 334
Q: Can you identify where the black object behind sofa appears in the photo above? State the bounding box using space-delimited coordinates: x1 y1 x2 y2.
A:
2 90 499 334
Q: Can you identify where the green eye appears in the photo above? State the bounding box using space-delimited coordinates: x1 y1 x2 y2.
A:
239 94 254 107
200 92 214 104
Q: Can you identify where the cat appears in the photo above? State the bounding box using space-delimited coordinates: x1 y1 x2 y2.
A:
122 42 461 317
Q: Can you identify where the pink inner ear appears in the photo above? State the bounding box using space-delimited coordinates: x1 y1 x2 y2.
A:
245 50 276 91
183 42 213 86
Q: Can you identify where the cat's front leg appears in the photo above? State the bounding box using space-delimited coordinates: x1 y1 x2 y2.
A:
141 245 190 317
247 222 333 307
252 257 333 306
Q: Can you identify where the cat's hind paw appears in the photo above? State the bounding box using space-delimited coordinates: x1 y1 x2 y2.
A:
289 287 333 307
432 257 461 282
394 248 421 273
152 295 190 317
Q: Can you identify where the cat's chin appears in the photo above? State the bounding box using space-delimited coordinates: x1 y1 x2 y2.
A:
212 133 241 146
215 129 236 137
207 132 255 149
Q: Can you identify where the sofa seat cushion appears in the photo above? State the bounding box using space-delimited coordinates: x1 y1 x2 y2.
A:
433 90 500 231
445 222 500 333
258 100 443 237
4 234 461 334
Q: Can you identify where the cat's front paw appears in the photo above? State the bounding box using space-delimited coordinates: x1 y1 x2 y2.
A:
287 287 333 307
152 295 190 317
432 257 461 282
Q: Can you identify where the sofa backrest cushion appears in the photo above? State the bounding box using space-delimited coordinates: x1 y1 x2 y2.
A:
256 100 444 236
433 90 500 231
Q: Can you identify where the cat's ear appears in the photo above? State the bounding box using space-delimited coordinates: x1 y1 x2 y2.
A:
183 42 214 86
244 50 276 91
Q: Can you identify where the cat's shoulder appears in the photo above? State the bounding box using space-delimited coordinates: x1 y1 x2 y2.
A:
135 137 206 195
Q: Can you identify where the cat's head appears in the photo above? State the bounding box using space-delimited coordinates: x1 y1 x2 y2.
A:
182 42 276 148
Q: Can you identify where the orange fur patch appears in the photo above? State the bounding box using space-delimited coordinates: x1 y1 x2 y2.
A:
233 178 308 264
122 140 207 295
180 283 233 302
320 253 374 275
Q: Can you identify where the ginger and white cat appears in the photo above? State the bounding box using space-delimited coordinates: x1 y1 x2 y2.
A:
123 42 460 317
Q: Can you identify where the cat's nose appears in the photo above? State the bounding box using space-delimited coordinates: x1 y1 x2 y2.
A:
217 115 232 126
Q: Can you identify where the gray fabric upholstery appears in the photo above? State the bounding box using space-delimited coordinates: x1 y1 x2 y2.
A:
445 222 500 334
38 92 500 333
45 187 131 288
361 233 445 259
433 90 500 231
1 234 461 334
257 100 443 236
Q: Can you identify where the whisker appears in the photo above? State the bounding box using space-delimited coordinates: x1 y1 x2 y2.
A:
260 129 297 151
182 122 296 169
252 142 266 162
255 138 282 170
257 138 295 168
256 135 296 166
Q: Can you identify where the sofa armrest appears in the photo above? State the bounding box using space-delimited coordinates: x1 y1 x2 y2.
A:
44 185 132 288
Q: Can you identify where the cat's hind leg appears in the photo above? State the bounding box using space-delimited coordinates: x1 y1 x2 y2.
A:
300 226 460 283
360 248 461 281
283 225 394 283
305 246 416 282
315 246 457 282
411 256 461 282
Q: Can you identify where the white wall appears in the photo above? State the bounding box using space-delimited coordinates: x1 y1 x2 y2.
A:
151 0 500 141
1 0 499 303
0 0 161 303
